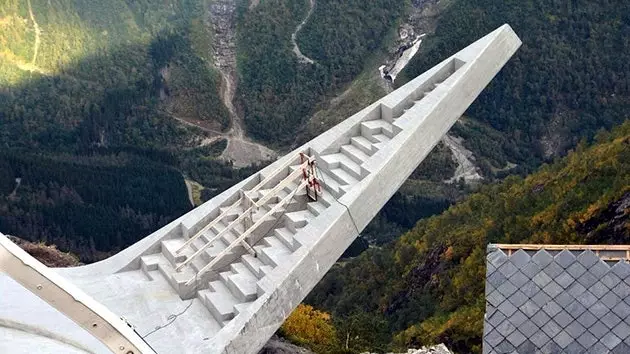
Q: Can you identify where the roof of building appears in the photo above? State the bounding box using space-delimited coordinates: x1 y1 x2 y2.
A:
484 244 630 353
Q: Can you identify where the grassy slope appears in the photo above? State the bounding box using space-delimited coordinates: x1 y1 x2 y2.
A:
307 121 630 353
0 0 228 146
0 0 235 262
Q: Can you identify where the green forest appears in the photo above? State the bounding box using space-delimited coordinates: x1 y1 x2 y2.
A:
236 0 403 144
0 151 191 262
401 0 630 174
0 0 241 261
306 122 630 353
0 0 228 152
1 0 630 351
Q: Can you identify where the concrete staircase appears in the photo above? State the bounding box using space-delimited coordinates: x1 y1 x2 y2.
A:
134 62 454 331
317 116 400 198
137 175 333 327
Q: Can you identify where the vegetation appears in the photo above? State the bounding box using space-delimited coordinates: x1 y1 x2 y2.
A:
0 151 191 262
401 0 630 174
236 0 404 144
280 304 339 353
8 235 81 267
0 0 241 261
306 121 630 353
0 0 228 151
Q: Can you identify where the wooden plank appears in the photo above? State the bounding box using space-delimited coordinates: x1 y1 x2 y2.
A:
186 180 308 286
176 157 312 271
175 153 302 255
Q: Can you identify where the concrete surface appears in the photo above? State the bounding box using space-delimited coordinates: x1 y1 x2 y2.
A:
0 25 520 354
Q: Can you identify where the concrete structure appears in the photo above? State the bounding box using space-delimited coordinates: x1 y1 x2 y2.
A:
0 25 520 354
484 244 630 354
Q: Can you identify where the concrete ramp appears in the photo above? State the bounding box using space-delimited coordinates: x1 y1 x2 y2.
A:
0 25 521 354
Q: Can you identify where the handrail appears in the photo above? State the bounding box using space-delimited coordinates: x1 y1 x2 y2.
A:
175 153 301 255
186 180 308 286
176 198 242 254
0 233 156 354
175 157 313 272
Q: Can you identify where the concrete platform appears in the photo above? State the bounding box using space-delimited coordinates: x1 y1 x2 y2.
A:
0 25 520 354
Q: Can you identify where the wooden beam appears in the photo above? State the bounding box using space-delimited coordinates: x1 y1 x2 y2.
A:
186 180 308 286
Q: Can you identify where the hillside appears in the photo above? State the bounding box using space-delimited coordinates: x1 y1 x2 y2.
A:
294 0 630 251
400 0 630 174
236 0 404 145
306 122 630 353
0 0 228 150
0 0 264 261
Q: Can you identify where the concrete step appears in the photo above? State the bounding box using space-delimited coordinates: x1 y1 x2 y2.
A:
190 237 223 262
306 201 327 216
331 167 359 186
190 256 209 273
284 210 314 233
256 238 291 267
227 263 258 302
340 144 370 165
259 265 274 276
315 189 334 207
266 198 301 214
140 254 162 280
217 219 246 234
241 254 265 278
373 134 391 150
350 136 375 155
205 281 238 322
284 181 307 196
161 239 187 265
234 302 254 316
361 119 395 139
219 270 233 284
157 260 197 296
316 169 343 198
274 227 298 251
219 204 244 216
321 153 362 181
258 187 290 202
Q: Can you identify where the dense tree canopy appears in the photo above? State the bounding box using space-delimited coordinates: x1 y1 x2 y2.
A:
402 0 630 172
236 0 403 144
307 122 630 353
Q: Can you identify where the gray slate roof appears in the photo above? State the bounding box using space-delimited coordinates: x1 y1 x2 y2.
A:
484 245 630 354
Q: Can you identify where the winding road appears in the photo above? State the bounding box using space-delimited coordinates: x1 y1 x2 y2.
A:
27 0 41 67
291 0 316 64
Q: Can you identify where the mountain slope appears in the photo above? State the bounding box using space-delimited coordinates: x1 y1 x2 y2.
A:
307 121 630 353
401 0 630 173
0 0 228 151
236 0 404 145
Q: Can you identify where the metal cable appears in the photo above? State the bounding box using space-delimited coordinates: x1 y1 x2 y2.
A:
141 271 198 340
